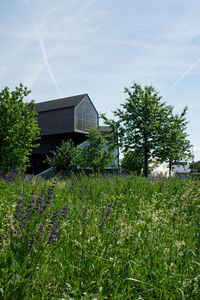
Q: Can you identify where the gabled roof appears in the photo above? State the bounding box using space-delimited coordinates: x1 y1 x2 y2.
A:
35 94 88 113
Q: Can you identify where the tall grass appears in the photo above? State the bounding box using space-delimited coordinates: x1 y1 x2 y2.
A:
0 174 199 299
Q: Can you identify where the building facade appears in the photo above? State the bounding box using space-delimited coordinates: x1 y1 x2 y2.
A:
29 94 119 174
29 94 99 174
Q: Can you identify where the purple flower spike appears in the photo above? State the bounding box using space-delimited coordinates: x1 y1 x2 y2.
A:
28 238 34 250
70 178 76 193
45 184 56 206
14 195 25 226
61 204 69 218
99 203 114 230
51 210 59 223
105 203 114 217
39 225 44 234
48 221 60 245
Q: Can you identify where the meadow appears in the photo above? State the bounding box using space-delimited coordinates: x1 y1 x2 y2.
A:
0 174 199 299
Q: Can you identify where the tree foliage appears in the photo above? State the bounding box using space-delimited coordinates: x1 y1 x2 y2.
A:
155 107 192 176
0 84 40 173
47 129 115 174
102 82 191 177
121 150 144 175
47 139 81 174
189 160 200 173
79 128 114 173
121 151 144 175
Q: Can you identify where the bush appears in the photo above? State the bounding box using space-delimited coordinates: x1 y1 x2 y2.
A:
121 150 144 175
47 139 80 174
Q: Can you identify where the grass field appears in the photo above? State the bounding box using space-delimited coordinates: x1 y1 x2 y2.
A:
0 174 199 299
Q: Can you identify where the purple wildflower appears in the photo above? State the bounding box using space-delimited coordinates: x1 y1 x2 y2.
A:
70 175 80 193
54 223 59 231
51 210 59 224
61 204 69 219
14 195 25 227
122 172 127 178
36 196 45 214
35 184 56 214
48 233 57 244
70 178 76 193
105 203 113 217
39 225 44 234
28 238 34 250
0 234 5 243
46 184 56 206
48 222 60 245
99 203 114 230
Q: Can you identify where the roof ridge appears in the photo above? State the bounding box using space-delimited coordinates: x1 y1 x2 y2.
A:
35 94 88 113
35 93 87 105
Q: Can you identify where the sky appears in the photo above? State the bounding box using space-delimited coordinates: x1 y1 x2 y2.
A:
0 0 200 160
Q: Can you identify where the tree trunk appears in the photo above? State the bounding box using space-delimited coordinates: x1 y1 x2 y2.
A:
144 146 148 178
143 131 149 178
169 158 172 177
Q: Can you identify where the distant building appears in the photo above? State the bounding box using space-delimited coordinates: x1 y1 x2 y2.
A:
29 94 118 174
171 161 191 175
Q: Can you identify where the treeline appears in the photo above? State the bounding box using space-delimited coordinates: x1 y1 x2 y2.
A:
0 82 192 177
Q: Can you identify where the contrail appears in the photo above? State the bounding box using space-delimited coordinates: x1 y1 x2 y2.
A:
167 57 200 95
36 30 62 98
23 1 62 98
26 45 62 89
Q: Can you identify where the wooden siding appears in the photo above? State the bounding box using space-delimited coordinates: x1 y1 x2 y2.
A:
32 132 87 154
37 107 74 136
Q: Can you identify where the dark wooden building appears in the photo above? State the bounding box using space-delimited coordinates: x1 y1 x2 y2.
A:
30 94 99 174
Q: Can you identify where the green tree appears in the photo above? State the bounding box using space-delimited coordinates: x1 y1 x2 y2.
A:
0 84 40 173
155 107 192 176
79 128 115 173
102 82 191 177
47 139 80 174
121 150 144 175
189 160 200 173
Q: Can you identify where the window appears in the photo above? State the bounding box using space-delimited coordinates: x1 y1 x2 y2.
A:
75 97 98 132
